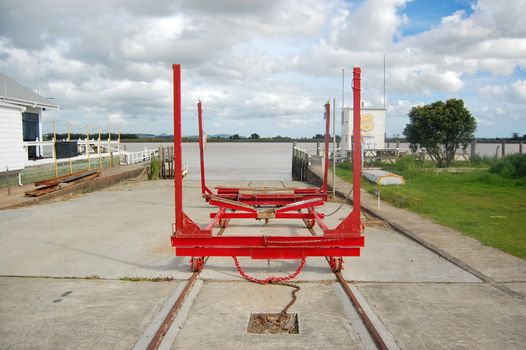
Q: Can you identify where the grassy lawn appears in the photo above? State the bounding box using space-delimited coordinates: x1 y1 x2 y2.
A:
336 158 526 259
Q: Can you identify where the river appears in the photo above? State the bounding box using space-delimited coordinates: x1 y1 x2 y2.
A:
122 141 522 181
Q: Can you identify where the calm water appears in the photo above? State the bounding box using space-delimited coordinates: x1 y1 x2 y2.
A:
123 142 317 181
122 141 523 181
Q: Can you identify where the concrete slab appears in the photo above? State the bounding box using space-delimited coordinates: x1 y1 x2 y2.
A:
0 277 178 350
504 282 526 296
344 227 480 283
0 177 523 349
0 180 191 279
309 165 526 284
170 281 367 350
0 179 480 285
355 282 526 349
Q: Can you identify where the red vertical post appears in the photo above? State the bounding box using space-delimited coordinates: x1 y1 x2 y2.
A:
322 101 331 193
173 64 183 233
197 100 208 196
352 67 361 215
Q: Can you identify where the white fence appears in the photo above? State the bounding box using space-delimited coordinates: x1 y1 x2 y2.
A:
120 147 158 165
22 139 157 167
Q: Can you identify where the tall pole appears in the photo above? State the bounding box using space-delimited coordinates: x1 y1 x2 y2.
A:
173 64 183 233
341 68 345 154
352 67 361 222
322 101 331 194
332 97 336 197
197 100 210 196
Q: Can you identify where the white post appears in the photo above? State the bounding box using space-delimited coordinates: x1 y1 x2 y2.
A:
118 127 121 165
332 97 336 197
36 137 40 157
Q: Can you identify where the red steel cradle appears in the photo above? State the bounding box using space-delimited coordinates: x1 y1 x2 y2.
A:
170 64 364 274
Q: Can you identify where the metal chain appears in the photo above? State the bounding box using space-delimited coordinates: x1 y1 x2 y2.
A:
232 256 306 284
232 256 305 327
272 281 300 315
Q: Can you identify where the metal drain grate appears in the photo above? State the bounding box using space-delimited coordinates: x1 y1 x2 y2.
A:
247 313 299 334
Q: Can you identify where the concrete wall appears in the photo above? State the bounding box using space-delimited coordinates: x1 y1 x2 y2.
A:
0 102 26 171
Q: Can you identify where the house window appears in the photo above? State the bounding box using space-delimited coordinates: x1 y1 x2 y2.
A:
23 112 39 159
22 112 39 141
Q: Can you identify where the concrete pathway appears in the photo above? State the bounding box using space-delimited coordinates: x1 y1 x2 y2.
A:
0 179 525 349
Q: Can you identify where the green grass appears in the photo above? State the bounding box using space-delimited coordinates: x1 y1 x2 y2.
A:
119 276 174 282
336 158 526 259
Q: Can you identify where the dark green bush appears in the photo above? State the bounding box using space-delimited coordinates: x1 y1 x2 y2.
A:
490 154 526 179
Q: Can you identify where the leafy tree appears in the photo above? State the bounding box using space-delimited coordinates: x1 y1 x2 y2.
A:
512 132 520 140
250 133 260 139
229 134 240 140
403 99 476 167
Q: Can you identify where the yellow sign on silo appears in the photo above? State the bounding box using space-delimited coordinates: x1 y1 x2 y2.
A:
361 114 375 132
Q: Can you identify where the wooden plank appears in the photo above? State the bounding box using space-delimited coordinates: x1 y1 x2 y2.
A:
62 173 99 186
25 185 60 197
35 170 91 186
60 170 98 184
26 172 99 197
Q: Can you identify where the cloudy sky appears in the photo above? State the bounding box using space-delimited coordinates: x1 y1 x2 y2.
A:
1 0 525 138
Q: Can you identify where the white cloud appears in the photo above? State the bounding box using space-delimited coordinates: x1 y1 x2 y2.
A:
479 80 526 104
0 0 524 137
108 113 128 126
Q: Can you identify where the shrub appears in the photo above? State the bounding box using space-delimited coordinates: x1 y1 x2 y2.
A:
385 156 432 179
149 155 161 180
490 154 526 179
337 161 353 170
469 154 497 166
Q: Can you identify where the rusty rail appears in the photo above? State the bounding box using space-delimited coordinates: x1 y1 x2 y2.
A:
146 272 199 350
334 269 389 350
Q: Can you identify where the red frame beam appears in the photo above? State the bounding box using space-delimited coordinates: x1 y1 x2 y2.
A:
322 101 331 193
352 67 361 219
198 100 213 196
173 64 183 234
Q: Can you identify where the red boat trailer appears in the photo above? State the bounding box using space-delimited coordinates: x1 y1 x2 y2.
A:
170 64 364 273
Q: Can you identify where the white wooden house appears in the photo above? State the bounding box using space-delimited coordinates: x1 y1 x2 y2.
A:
0 73 59 173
